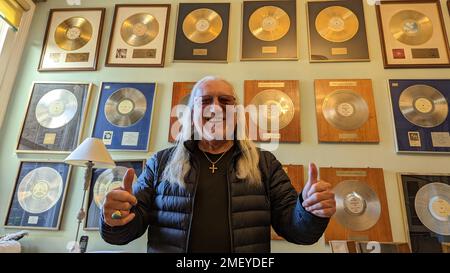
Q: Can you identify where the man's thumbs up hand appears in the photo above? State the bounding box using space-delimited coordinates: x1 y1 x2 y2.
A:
301 163 336 218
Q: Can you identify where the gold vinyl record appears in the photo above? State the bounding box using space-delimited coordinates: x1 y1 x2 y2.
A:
399 84 448 128
182 8 223 44
389 10 433 46
315 6 359 43
104 88 147 128
249 6 290 42
93 166 137 208
17 167 63 214
322 90 369 131
121 13 159 47
54 17 93 51
333 180 381 231
415 182 450 235
35 89 78 129
249 89 295 130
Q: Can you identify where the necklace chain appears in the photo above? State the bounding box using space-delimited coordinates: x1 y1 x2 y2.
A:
202 150 228 165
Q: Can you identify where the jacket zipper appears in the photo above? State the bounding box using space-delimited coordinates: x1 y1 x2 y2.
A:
226 166 235 253
185 161 200 253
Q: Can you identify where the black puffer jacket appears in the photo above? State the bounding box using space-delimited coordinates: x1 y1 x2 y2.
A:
100 141 329 253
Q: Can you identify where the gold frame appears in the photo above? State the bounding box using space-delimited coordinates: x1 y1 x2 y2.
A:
15 81 94 155
4 160 73 231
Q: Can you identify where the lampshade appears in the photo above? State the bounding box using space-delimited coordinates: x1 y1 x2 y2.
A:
65 138 115 169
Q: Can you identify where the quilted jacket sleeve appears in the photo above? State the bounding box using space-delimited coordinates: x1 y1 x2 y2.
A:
264 151 330 245
99 153 158 245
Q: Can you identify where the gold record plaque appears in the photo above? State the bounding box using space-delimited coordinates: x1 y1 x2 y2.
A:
175 3 230 62
244 80 301 143
39 8 105 71
376 0 450 68
169 82 195 142
315 79 379 143
272 165 304 240
307 0 369 62
242 1 297 60
321 168 393 243
106 4 170 67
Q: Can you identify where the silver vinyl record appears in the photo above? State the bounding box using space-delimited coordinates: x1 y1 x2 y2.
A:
17 167 63 214
333 180 381 231
415 182 450 235
399 84 448 128
35 89 78 129
104 88 147 127
93 166 137 208
322 90 369 131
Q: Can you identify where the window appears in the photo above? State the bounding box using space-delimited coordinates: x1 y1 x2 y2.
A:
0 18 10 55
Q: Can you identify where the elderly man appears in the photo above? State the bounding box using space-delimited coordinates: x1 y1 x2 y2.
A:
100 76 336 253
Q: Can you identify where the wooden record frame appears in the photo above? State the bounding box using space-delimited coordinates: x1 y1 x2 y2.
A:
241 1 298 61
376 0 450 68
320 167 393 243
244 80 301 143
174 3 231 62
306 0 370 63
38 8 105 72
271 165 304 240
314 79 379 143
169 82 195 142
105 4 170 67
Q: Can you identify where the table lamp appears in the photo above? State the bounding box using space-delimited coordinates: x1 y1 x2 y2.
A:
65 137 115 250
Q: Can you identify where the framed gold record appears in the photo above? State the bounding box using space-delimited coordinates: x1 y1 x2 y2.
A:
169 82 195 143
244 80 301 143
105 4 170 67
241 1 298 60
321 167 393 243
314 79 380 143
376 0 450 68
174 3 230 62
38 8 105 71
307 0 370 62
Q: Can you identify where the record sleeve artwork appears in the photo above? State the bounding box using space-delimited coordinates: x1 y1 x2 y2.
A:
92 82 156 151
244 80 300 143
315 79 379 143
17 82 91 153
106 4 170 67
271 165 304 240
241 1 297 60
85 160 144 230
307 0 370 62
320 168 393 243
4 162 71 230
169 82 195 143
389 80 450 153
376 1 450 68
399 174 450 252
39 8 105 71
174 3 230 62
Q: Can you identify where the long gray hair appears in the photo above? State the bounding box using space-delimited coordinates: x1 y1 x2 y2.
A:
162 76 262 187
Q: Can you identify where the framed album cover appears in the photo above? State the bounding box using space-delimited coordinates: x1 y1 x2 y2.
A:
397 173 450 252
92 82 156 152
38 8 105 71
16 82 92 154
320 167 393 243
272 165 304 240
169 82 195 143
174 3 230 62
4 161 71 230
85 159 145 230
244 80 301 143
314 79 379 143
105 4 170 67
376 0 450 68
389 79 450 154
241 1 298 60
307 0 370 62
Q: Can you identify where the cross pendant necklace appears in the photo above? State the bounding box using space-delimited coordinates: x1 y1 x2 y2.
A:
202 150 228 174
